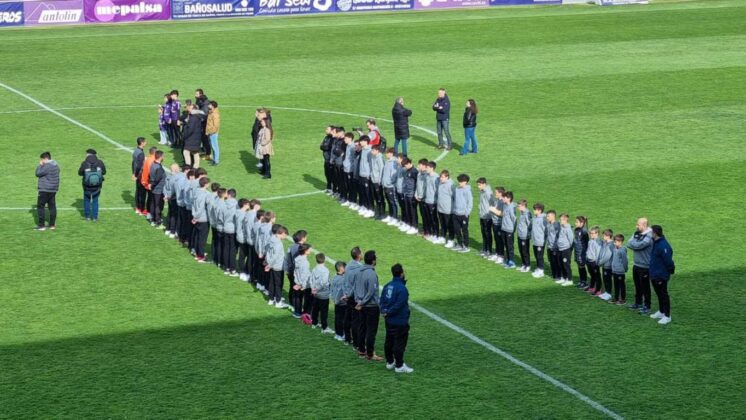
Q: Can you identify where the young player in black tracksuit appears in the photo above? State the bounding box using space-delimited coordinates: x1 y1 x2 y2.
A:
320 126 334 193
574 216 589 289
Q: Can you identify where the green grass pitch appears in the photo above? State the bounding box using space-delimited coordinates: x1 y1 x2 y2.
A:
1 0 745 417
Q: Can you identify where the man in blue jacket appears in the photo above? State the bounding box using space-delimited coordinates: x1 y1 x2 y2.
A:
432 88 452 150
380 263 413 374
649 225 675 325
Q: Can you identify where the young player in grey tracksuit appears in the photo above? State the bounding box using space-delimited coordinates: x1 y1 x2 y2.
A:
394 156 406 222
211 189 226 267
489 188 505 261
531 203 547 277
557 214 574 285
382 150 399 222
516 200 532 272
612 234 629 303
344 252 363 349
452 174 473 251
597 230 615 301
191 178 210 261
500 192 517 268
294 247 313 314
330 261 347 340
437 171 455 246
370 147 385 219
354 253 381 360
476 179 493 256
358 142 372 212
586 227 603 295
424 163 439 238
221 192 238 276
545 211 560 280
266 226 288 305
415 161 427 232
310 254 331 331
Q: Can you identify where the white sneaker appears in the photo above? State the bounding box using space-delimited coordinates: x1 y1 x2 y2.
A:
555 278 564 284
387 219 399 226
650 311 663 320
275 301 289 309
168 233 176 239
341 201 351 207
239 273 247 281
398 224 409 232
406 227 418 235
395 364 414 374
600 292 612 301
365 211 375 218
386 363 395 370
350 204 360 211
445 240 454 249
458 247 470 253
488 255 498 262
437 237 446 244
262 290 269 296
658 316 671 325
311 324 318 329
267 299 275 306
532 269 544 278
322 327 334 334
357 207 367 216
561 280 573 287
382 216 391 223
396 221 406 228
495 257 504 264
334 335 345 341
256 162 263 168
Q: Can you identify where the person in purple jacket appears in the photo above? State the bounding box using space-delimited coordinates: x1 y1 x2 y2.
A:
158 93 169 146
166 90 181 147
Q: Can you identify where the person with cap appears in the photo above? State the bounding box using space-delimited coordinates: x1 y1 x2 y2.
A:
380 263 413 373
391 97 412 157
649 225 675 325
35 151 60 231
77 148 107 222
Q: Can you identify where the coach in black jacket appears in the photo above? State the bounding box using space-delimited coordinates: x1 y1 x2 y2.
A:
391 97 412 157
182 103 203 168
77 149 107 221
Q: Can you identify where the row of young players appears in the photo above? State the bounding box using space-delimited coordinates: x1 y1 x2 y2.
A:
144 166 414 370
317 129 634 303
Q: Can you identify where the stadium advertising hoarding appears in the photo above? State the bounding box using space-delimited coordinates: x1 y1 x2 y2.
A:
84 0 171 22
0 2 24 26
24 0 85 26
335 0 412 12
414 0 486 9
491 0 560 4
172 0 254 19
255 0 335 15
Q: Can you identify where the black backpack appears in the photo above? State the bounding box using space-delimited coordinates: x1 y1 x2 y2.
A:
83 163 103 187
378 132 387 152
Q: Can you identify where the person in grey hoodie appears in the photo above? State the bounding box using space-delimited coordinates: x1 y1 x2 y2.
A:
330 261 348 341
310 253 332 332
530 203 547 278
452 174 473 252
557 213 574 286
212 188 227 268
344 247 364 348
266 224 289 306
437 170 455 247
163 163 182 237
612 233 629 304
235 199 249 281
488 187 506 262
369 146 385 220
500 192 518 269
240 200 260 282
627 218 653 313
424 162 440 239
357 137 373 214
221 189 239 276
190 177 211 262
381 148 399 223
414 159 428 233
35 151 60 230
597 229 615 300
585 226 603 295
285 230 307 316
516 199 532 272
476 178 493 256
354 250 383 361
342 134 356 205
293 243 313 314
394 154 407 222
545 210 560 281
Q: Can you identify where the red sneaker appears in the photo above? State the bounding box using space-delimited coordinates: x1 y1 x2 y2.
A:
141 210 149 216
586 288 596 294
367 354 384 362
616 299 626 305
594 290 603 296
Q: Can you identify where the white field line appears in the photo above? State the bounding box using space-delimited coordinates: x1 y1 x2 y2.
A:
0 104 450 162
303 248 623 420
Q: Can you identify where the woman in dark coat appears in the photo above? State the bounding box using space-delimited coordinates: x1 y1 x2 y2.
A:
391 97 412 157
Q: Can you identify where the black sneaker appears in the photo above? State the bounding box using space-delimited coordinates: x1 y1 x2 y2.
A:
639 306 650 315
627 303 641 310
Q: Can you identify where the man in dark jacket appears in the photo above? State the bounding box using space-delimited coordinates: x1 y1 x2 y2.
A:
181 103 204 168
148 150 166 228
35 151 60 231
432 88 452 150
380 263 413 373
132 137 147 214
649 225 675 325
354 250 383 361
78 149 107 222
391 97 412 157
195 89 211 158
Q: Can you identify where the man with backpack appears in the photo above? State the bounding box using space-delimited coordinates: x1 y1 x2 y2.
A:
78 149 107 222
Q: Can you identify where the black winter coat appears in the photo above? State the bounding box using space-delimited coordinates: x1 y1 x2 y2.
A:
182 114 203 152
391 102 412 140
463 108 477 128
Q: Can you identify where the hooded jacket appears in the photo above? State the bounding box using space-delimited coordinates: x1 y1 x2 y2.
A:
402 167 418 197
627 229 653 269
452 185 473 216
612 246 629 275
392 101 412 139
531 213 547 247
342 259 362 299
370 153 384 184
649 235 675 281
382 158 398 189
330 274 346 305
265 235 285 271
78 154 107 192
380 277 410 326
148 161 166 194
182 111 203 152
293 254 312 288
221 198 238 234
437 179 455 214
310 265 331 300
191 188 209 223
36 160 60 193
478 185 492 219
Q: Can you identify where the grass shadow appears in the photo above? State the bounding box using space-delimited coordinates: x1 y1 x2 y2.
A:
239 150 260 175
70 198 85 217
410 133 438 149
302 174 326 190
150 132 160 142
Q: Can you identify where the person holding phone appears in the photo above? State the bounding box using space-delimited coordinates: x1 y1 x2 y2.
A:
432 88 452 150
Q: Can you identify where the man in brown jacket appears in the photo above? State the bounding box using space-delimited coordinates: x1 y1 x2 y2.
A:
206 101 221 166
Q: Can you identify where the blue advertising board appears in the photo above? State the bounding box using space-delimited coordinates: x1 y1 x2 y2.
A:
172 0 253 19
335 0 412 12
255 0 335 15
0 2 24 26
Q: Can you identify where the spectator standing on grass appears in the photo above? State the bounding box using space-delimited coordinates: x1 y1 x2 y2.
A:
627 217 653 315
460 99 478 156
206 101 221 166
256 118 274 179
182 102 203 169
252 108 272 170
140 146 157 219
195 89 211 159
649 225 675 325
77 149 106 222
391 96 412 157
166 90 181 147
132 137 147 215
432 88 452 150
158 94 169 146
148 151 166 228
35 151 60 231
380 263 413 374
